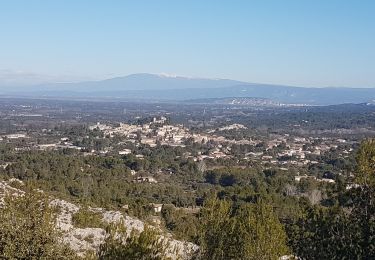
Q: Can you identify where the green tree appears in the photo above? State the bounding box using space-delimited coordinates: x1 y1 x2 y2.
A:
0 191 76 259
97 223 169 260
287 205 362 259
239 202 290 259
199 197 289 260
287 139 375 259
356 138 375 186
161 205 199 242
72 206 106 229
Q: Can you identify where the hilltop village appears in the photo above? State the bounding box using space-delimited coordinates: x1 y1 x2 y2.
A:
0 115 358 186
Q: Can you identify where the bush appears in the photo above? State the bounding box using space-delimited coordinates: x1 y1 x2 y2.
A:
199 197 289 259
72 206 106 229
0 191 77 259
97 223 169 260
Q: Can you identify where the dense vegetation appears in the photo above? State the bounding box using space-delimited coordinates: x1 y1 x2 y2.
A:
0 191 76 259
0 127 374 258
97 224 168 260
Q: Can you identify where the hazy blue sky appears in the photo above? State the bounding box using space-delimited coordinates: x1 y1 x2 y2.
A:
0 0 374 87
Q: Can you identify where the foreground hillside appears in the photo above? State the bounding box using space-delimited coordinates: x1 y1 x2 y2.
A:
0 179 198 259
0 139 374 259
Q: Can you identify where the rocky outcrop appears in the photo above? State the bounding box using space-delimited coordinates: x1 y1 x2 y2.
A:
0 179 198 259
0 179 25 206
51 198 198 258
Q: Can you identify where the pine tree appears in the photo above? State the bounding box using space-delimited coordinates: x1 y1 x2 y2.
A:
199 197 289 260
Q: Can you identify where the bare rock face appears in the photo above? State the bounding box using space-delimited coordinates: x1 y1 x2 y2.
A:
0 179 25 205
49 199 105 254
50 199 79 231
65 228 106 253
50 197 198 259
0 179 199 259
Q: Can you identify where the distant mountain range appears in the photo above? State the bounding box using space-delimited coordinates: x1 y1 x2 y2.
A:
1 73 375 105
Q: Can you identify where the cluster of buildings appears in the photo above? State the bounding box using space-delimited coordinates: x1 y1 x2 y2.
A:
0 133 28 140
90 120 254 152
87 120 353 170
0 116 355 185
0 131 84 152
90 117 190 147
244 135 353 167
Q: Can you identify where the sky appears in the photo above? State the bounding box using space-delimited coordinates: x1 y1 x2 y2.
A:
0 0 374 87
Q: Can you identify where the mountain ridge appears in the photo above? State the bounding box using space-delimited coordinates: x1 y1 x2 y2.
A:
1 73 375 105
